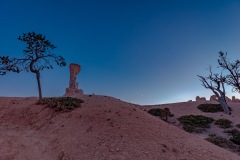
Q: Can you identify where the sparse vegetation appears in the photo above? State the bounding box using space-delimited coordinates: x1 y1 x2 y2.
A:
205 134 239 152
236 123 240 128
224 129 240 145
178 115 214 133
147 108 174 122
197 104 224 113
215 119 232 128
36 97 84 112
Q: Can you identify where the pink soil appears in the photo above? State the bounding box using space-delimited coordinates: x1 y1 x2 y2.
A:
0 96 239 160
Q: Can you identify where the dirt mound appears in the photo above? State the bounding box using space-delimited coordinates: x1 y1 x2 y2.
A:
0 96 239 160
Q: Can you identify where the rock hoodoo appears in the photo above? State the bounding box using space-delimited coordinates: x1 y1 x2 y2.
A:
225 96 232 103
64 63 84 98
186 95 240 103
210 95 217 101
196 96 206 101
232 96 240 103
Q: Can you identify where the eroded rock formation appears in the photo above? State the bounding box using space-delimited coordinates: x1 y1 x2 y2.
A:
225 96 232 103
64 63 83 97
192 95 240 103
232 96 240 103
196 96 206 101
210 95 217 101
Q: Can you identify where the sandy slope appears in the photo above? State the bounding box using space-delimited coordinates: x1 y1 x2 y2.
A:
0 96 239 160
143 101 240 139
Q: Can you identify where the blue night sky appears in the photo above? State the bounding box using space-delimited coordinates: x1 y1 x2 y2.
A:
1 0 240 105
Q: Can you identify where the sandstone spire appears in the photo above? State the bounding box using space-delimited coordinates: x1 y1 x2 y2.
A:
64 63 83 97
69 64 80 89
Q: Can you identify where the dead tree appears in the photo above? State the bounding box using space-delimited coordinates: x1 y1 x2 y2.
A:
218 51 240 93
198 67 230 114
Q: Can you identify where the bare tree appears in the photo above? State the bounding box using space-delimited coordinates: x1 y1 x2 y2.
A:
218 51 240 93
0 32 66 99
198 67 230 114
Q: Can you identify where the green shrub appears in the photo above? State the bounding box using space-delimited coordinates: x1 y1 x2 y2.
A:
36 97 84 112
231 136 240 146
182 125 196 133
178 115 214 133
215 119 232 128
224 129 240 145
224 129 240 135
148 108 162 117
236 123 240 128
147 108 174 122
197 104 223 113
206 135 239 152
168 113 174 117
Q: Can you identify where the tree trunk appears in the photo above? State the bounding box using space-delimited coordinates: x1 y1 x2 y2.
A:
218 97 230 114
36 71 42 99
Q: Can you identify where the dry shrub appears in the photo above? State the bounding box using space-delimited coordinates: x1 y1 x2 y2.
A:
36 97 84 112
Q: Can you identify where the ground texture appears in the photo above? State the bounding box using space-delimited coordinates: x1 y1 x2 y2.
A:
0 96 239 160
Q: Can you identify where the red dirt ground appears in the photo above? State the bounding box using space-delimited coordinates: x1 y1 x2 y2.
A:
0 96 239 160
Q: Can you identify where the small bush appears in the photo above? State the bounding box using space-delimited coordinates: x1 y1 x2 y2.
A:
224 129 240 145
197 104 223 113
178 115 214 133
36 97 84 112
231 136 240 146
215 119 232 128
206 135 239 152
147 108 174 122
224 129 240 135
236 124 240 128
147 108 162 117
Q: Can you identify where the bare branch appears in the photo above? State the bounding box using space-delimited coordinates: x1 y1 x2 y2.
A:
218 51 240 93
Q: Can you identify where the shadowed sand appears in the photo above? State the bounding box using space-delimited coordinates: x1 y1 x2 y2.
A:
0 96 239 160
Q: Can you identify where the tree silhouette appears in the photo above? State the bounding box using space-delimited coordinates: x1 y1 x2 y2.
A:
0 32 66 99
0 56 9 75
198 67 230 114
218 51 240 93
0 56 20 75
